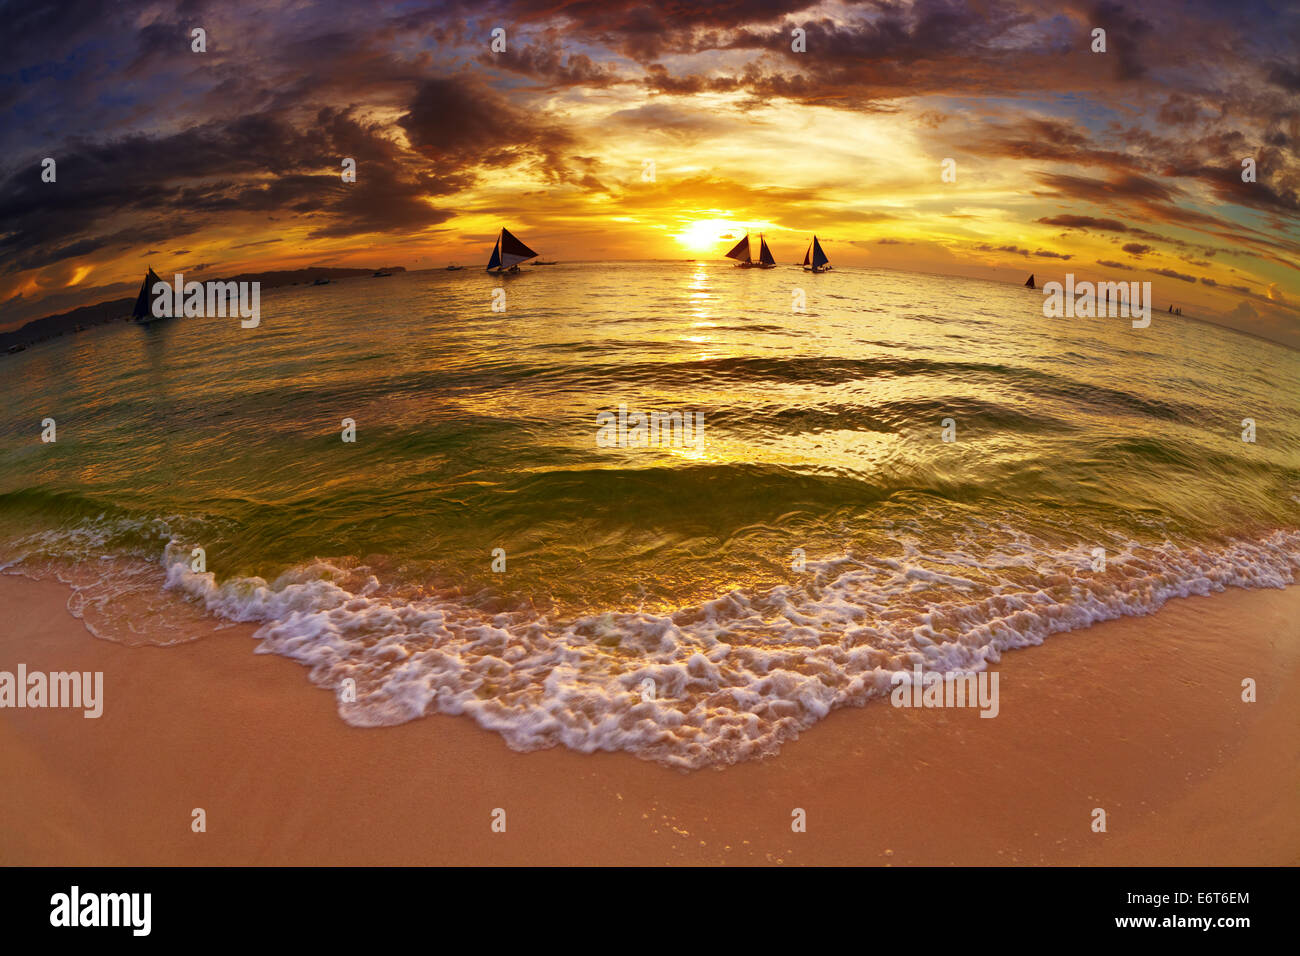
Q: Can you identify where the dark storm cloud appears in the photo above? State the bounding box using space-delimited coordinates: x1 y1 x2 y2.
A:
399 75 564 165
2 0 1299 330
477 35 622 87
1086 0 1155 81
1037 215 1208 254
1267 62 1300 93
1038 215 1129 232
1157 93 1202 126
1149 267 1195 282
398 74 594 187
974 244 1072 260
1158 153 1300 215
1035 172 1179 204
0 105 459 271
503 0 819 59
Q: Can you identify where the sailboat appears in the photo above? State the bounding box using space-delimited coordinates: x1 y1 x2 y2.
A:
724 232 777 269
1024 274 1035 289
802 236 832 273
724 233 752 268
486 227 539 275
132 267 167 325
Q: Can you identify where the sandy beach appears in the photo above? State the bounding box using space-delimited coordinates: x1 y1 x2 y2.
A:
1 572 1295 866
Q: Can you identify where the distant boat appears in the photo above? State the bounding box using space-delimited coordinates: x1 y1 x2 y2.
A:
1168 304 1173 313
133 267 168 324
312 277 331 286
533 260 558 266
1024 274 1035 289
372 270 393 277
802 236 832 273
486 227 539 275
445 264 464 271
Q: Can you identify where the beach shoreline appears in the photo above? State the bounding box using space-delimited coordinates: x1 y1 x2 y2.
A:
1 572 1296 866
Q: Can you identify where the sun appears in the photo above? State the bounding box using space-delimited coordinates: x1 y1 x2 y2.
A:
673 219 746 254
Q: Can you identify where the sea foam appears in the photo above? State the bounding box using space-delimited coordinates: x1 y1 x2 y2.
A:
8 517 1298 769
124 527 1300 769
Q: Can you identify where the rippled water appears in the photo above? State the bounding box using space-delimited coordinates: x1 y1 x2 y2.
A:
2 262 1298 767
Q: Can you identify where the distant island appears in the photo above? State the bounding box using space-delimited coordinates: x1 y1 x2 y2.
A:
1 267 406 355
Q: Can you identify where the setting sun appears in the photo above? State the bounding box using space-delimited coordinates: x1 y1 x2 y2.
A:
2 0 1300 885
673 219 749 253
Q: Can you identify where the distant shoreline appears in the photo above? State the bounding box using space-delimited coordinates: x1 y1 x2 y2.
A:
4 261 1294 357
0 266 404 355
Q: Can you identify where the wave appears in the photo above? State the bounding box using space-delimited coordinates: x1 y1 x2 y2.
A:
8 517 1298 770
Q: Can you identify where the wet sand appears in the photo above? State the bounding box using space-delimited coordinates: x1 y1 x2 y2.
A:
1 572 1296 865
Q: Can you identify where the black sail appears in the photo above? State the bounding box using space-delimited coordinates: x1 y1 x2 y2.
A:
499 228 539 267
811 237 829 269
133 268 162 318
725 234 751 262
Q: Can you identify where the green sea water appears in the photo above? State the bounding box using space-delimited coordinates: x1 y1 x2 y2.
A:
2 262 1297 767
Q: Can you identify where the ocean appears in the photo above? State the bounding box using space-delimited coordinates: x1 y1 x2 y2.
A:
2 261 1298 769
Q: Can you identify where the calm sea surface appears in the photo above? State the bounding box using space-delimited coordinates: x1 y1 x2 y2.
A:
2 262 1298 767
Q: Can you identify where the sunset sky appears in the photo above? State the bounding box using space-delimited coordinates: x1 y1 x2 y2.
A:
2 0 1298 344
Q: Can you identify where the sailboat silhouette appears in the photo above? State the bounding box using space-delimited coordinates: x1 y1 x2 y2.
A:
486 228 539 275
725 232 777 269
132 267 167 325
802 237 832 273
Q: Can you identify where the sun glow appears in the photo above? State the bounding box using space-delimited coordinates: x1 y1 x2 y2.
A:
674 219 747 253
